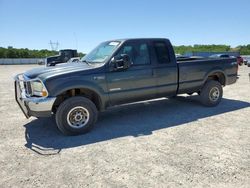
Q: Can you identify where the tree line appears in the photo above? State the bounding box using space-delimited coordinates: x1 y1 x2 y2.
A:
0 47 57 58
0 45 250 58
0 47 86 58
174 44 250 55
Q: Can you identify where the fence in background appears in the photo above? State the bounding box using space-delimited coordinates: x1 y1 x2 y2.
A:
0 58 45 65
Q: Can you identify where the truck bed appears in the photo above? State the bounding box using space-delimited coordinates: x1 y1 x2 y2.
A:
177 57 238 94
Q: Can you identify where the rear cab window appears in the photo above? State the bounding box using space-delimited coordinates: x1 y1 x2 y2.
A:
153 41 171 64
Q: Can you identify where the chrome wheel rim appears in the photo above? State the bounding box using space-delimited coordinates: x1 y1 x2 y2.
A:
209 87 220 102
67 106 90 129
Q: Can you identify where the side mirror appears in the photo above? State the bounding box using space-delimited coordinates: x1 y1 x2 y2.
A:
110 54 132 71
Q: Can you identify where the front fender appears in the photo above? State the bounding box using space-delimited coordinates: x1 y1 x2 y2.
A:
45 76 109 109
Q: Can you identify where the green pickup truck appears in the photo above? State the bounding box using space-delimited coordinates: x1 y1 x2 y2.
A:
15 38 238 135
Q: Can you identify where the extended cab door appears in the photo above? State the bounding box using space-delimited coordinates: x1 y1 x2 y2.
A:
151 40 178 97
106 40 156 105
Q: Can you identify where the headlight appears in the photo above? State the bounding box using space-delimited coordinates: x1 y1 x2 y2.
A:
30 80 48 97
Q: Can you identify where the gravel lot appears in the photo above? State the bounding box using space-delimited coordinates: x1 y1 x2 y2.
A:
0 65 249 187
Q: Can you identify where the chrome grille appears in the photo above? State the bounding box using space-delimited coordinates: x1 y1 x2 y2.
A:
24 81 32 95
15 74 32 96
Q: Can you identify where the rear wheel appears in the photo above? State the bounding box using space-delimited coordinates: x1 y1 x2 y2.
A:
55 96 98 136
200 80 223 107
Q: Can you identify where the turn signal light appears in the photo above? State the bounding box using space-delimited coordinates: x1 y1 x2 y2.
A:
41 91 48 97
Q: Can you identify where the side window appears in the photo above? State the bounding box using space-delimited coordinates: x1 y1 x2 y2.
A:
116 41 150 65
154 42 171 64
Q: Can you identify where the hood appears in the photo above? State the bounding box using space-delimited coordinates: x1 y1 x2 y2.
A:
24 62 95 80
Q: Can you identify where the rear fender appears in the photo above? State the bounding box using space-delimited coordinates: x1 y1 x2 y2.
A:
203 68 226 85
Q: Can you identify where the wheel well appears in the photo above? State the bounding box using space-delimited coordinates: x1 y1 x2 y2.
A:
207 72 226 86
52 88 102 113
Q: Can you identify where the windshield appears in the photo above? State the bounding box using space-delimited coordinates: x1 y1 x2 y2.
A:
81 41 120 64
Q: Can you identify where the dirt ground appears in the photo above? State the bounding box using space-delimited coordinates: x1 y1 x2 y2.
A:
0 64 249 187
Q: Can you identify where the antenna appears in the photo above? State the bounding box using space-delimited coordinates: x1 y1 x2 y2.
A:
49 40 59 51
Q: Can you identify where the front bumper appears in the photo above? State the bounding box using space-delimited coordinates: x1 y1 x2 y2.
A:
14 74 56 118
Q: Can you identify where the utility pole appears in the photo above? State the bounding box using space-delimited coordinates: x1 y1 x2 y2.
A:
49 40 59 51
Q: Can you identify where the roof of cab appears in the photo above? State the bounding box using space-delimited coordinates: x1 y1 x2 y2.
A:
108 38 170 42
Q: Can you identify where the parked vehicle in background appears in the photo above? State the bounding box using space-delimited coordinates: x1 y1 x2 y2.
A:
209 54 231 58
236 56 244 66
14 38 238 136
243 57 248 65
247 60 250 67
210 54 244 66
38 59 45 65
46 49 78 66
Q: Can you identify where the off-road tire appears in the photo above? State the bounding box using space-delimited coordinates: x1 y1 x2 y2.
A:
55 96 98 136
200 80 223 107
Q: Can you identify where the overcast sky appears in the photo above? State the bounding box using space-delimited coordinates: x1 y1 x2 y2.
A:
0 0 250 53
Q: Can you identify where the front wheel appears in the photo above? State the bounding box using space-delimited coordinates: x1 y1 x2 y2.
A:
200 80 223 107
55 96 98 136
